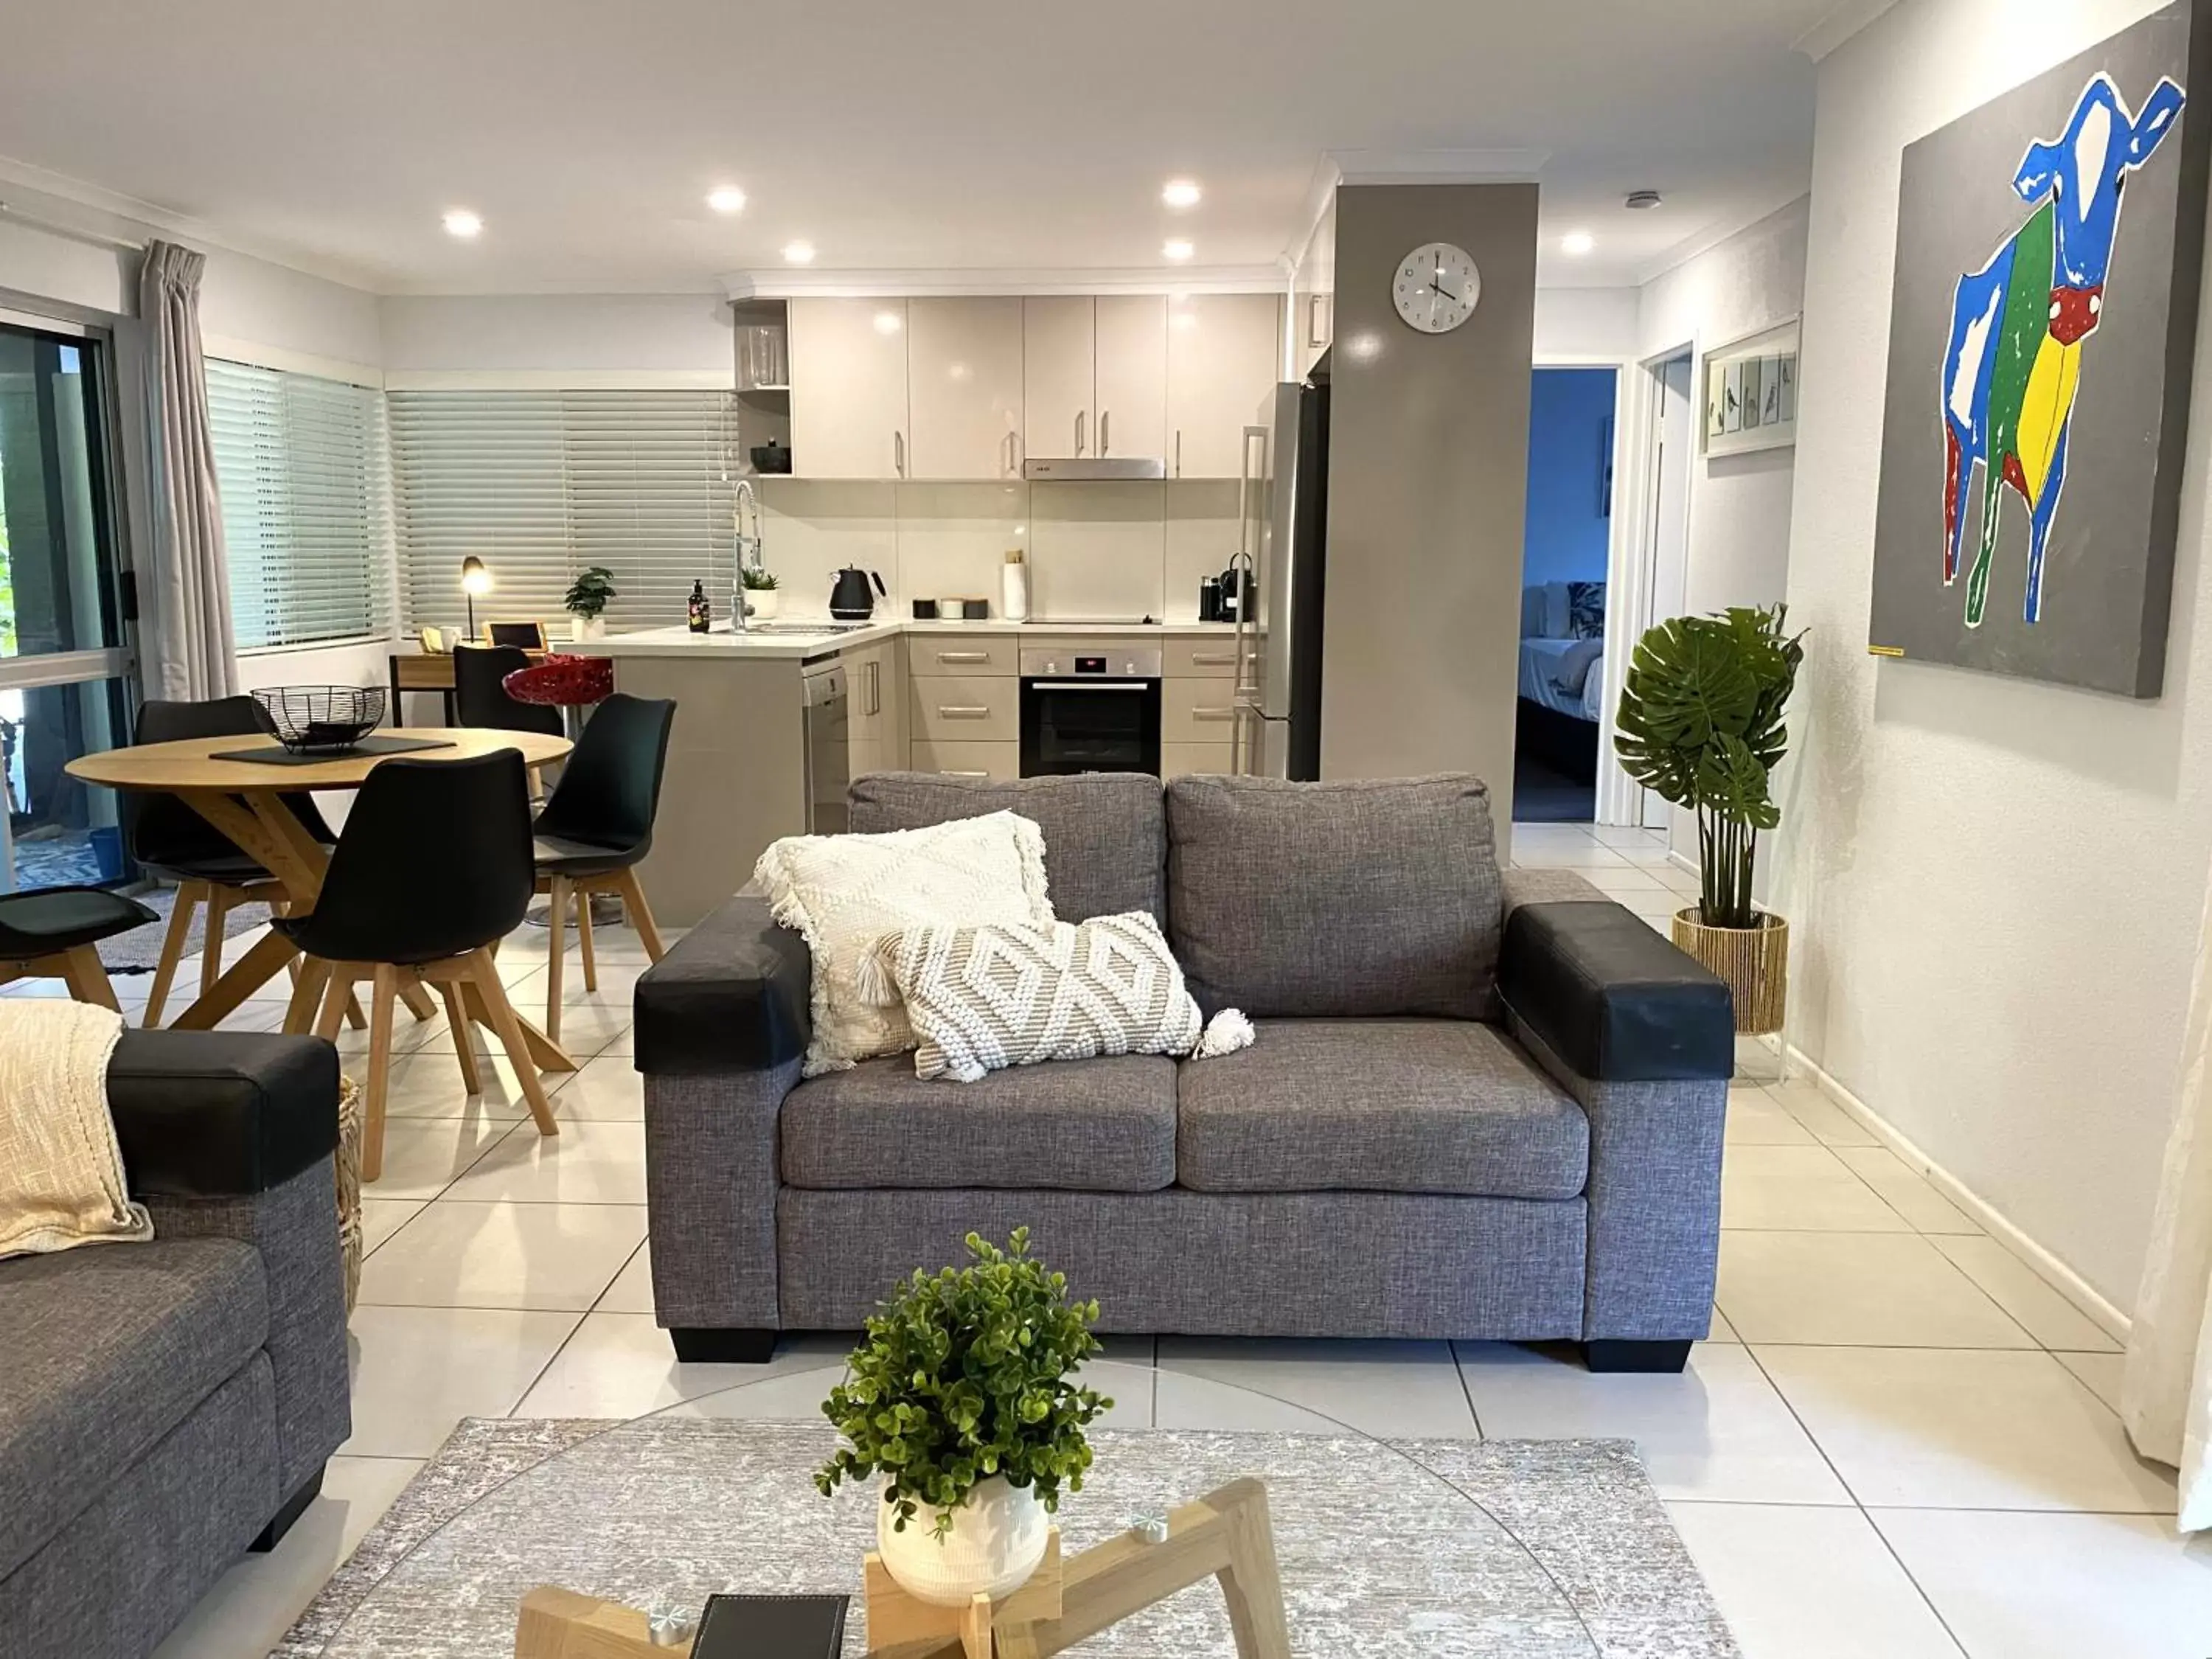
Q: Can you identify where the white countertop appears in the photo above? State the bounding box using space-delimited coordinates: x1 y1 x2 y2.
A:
571 616 1239 661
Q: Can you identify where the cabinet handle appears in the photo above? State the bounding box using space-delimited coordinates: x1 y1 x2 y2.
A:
1175 429 1182 478
1003 431 1015 476
1189 651 1237 666
937 706 992 718
1191 706 1237 722
894 430 906 477
1100 409 1111 456
865 661 881 717
1075 410 1085 457
935 650 990 664
942 770 990 779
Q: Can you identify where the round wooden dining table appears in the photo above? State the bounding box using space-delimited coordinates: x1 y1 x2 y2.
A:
66 726 578 1073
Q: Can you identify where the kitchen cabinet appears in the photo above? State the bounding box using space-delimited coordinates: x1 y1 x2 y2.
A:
1023 297 1094 459
843 636 906 775
909 739 1020 782
1022 296 1167 462
1167 293 1283 478
1163 677 1245 745
790 299 911 479
907 298 1024 479
1093 296 1167 461
908 673 1018 743
1161 741 1236 781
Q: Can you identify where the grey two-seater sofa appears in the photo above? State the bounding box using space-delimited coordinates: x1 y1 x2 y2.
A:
635 773 1733 1374
0 1031 351 1659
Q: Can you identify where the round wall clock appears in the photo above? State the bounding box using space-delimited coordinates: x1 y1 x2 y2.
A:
1393 243 1481 333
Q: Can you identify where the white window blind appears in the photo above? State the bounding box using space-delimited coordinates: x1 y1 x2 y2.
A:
389 389 737 632
207 360 392 652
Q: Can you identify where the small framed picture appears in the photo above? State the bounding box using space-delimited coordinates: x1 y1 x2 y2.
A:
1702 320 1800 457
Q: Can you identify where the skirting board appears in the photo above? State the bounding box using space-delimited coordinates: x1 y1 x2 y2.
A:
1779 1043 2132 1346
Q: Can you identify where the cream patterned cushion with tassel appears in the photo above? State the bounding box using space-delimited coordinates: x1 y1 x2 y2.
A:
0 1001 151 1260
864 911 1254 1082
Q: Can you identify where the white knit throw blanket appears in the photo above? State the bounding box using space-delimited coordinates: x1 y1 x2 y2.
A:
0 1001 148 1260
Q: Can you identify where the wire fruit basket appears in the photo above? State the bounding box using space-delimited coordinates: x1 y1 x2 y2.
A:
251 686 387 754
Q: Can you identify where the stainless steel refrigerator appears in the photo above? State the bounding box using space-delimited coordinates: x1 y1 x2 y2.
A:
1233 358 1329 779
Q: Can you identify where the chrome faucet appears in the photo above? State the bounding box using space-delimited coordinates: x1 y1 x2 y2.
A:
731 479 766 630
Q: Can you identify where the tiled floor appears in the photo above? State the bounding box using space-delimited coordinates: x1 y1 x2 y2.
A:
15 831 2205 1658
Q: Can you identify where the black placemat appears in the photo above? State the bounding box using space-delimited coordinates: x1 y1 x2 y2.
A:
209 736 458 766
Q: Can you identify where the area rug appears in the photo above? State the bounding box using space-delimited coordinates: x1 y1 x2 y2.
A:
276 1419 1738 1658
97 888 268 973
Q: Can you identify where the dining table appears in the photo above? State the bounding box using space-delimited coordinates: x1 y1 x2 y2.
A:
66 726 580 1074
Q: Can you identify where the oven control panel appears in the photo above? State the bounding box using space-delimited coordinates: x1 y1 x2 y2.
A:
1018 646 1164 678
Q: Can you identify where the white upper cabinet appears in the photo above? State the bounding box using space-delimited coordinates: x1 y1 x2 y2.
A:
1167 293 1284 479
1023 297 1093 459
790 298 911 479
907 298 1024 479
1093 295 1167 462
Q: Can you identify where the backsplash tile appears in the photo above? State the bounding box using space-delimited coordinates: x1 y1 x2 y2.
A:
1029 481 1165 620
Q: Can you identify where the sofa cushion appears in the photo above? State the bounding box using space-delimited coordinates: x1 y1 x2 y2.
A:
0 1237 268 1578
1165 774 1505 1018
849 773 1166 925
781 1053 1178 1192
1175 1019 1587 1200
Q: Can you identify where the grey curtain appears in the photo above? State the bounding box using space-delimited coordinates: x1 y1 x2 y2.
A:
139 240 238 699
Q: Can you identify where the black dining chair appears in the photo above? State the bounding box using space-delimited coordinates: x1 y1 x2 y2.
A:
453 645 563 736
271 750 557 1180
123 696 347 1027
0 886 158 1009
529 694 675 1043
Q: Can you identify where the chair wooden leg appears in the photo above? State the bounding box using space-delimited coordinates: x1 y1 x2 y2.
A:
543 876 568 1046
467 949 558 1138
437 978 482 1094
285 956 330 1035
614 868 666 961
364 964 398 1183
397 980 437 1023
198 885 234 1003
60 945 122 1012
142 883 201 1028
576 886 598 992
313 969 352 1042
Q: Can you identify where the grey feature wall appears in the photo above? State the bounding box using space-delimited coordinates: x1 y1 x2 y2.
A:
1320 183 1538 819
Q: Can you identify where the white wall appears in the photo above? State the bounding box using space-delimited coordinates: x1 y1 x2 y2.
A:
1534 287 1639 361
1782 0 2212 1310
379 293 731 380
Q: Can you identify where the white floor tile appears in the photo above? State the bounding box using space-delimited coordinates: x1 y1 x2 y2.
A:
1081 1341 1157 1430
1155 1338 1478 1438
597 1240 654 1313
1929 1235 2121 1354
370 1045 551 1121
152 1455 424 1659
2053 1349 2126 1413
1150 1366 1346 1433
1590 824 1668 850
359 1197 426 1256
1455 1340 1849 1503
549 1054 646 1121
540 960 647 1007
1833 1147 1980 1235
1873 1508 2212 1659
664 1360 865 1423
358 1115 517 1201
356 1200 646 1311
1717 1232 2037 1349
1509 844 1632 869
1722 1144 1913 1232
1581 868 1672 897
1708 1304 1742 1343
512 1314 841 1418
1764 1079 1882 1147
1725 1083 1819 1147
441 1119 647 1204
1755 1345 2178 1512
1668 1501 1964 1659
340 1304 582 1457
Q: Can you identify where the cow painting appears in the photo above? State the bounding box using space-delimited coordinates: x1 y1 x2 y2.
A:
1941 72 2186 628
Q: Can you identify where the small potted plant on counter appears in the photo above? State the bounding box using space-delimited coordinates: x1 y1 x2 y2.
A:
562 566 617 641
1614 603 1805 1035
818 1228 1110 1607
740 564 781 621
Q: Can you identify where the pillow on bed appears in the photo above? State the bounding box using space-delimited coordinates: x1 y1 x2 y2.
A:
1542 582 1573 637
1521 585 1548 636
1567 581 1607 639
1550 636 1607 698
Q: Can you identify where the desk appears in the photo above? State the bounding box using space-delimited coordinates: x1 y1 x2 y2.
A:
389 648 551 725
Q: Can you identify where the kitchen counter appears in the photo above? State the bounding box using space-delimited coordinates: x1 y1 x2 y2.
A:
571 616 1240 661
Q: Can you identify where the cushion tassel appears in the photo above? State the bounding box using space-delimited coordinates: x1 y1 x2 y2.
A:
1192 1007 1255 1060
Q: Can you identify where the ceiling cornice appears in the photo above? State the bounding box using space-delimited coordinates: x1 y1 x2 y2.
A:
1325 147 1550 184
1793 0 1899 62
722 265 1290 300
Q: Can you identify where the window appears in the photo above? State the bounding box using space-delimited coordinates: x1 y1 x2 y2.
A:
206 359 391 652
389 389 737 632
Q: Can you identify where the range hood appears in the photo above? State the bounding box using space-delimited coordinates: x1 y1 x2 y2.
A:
1022 456 1167 481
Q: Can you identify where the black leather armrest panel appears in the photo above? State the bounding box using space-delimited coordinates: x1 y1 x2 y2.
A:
634 893 812 1076
108 1030 341 1199
1498 901 1734 1082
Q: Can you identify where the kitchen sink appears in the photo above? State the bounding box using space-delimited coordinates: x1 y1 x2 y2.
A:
737 620 872 634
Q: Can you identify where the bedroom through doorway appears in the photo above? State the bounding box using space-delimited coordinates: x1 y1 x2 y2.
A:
1513 364 1618 823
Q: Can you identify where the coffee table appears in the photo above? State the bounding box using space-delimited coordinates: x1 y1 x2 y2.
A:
279 1363 1739 1658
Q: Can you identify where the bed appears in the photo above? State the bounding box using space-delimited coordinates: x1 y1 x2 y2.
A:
1517 583 1606 786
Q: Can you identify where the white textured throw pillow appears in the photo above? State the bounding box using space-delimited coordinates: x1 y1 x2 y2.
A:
872 911 1208 1082
754 809 1054 1076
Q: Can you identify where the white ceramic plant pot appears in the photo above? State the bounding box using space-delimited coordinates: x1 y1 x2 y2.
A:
876 1475 1048 1607
748 588 781 620
569 615 607 641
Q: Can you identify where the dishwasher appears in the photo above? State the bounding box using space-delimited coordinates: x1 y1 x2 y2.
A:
801 658 849 833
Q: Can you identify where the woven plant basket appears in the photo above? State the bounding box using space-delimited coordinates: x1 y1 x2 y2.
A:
335 1076 363 1313
1671 910 1789 1036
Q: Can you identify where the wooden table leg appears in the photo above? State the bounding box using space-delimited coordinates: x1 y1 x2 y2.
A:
459 978 580 1074
171 931 302 1030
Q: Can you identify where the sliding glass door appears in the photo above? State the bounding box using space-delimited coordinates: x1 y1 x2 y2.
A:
0 311 133 891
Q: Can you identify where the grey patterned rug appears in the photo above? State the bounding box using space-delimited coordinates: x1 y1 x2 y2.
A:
98 888 268 973
277 1419 1737 1658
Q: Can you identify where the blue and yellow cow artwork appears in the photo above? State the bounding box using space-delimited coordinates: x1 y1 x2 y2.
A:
1941 72 2186 627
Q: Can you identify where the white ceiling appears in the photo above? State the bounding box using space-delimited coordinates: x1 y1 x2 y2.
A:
0 0 1834 295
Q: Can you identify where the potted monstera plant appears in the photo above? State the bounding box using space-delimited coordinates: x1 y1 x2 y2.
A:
818 1228 1110 1608
1614 603 1804 1034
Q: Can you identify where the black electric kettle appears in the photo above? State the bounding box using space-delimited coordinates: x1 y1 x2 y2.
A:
830 566 888 619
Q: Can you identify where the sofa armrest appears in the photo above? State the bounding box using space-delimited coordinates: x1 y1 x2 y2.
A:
634 893 812 1077
108 1030 339 1200
1498 900 1733 1082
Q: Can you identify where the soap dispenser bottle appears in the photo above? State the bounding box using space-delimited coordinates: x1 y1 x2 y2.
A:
687 580 710 633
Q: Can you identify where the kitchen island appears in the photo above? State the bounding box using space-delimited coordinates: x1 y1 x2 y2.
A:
571 617 1245 925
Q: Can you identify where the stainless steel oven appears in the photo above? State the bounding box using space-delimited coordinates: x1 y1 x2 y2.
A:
1019 645 1162 776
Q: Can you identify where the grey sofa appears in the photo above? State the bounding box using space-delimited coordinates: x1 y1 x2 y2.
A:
636 773 1733 1374
0 1031 352 1659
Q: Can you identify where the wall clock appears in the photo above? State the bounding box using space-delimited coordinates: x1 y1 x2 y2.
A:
1393 243 1481 333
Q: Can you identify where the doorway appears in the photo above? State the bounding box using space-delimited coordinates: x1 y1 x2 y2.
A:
1512 364 1618 823
0 311 134 892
